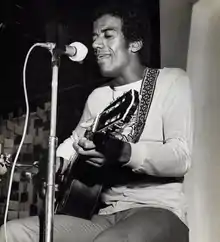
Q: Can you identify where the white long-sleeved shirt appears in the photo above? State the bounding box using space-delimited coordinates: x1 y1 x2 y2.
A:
56 67 193 224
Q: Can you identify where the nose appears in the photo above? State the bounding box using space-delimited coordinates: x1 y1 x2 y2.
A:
92 36 104 50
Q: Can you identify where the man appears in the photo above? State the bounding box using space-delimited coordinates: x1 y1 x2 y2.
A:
0 2 193 242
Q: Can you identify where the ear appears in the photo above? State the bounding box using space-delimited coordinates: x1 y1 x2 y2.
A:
129 40 143 53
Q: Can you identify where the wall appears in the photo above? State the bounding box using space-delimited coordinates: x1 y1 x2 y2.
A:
160 0 220 241
160 0 194 69
186 0 220 241
0 102 51 220
0 103 51 160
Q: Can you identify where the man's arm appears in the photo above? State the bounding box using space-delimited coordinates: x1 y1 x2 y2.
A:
56 100 93 172
125 71 193 177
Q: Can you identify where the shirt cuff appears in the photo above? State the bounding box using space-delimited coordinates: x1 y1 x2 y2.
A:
56 134 78 160
123 142 146 172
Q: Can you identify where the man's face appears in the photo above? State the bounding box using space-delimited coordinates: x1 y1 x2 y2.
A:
92 14 131 77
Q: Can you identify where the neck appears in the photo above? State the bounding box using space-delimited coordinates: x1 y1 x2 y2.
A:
111 61 146 87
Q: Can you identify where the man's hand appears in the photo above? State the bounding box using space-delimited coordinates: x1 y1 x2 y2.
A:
73 137 106 167
73 118 132 167
73 118 106 167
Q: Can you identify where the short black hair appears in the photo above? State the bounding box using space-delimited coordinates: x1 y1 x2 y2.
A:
93 1 151 65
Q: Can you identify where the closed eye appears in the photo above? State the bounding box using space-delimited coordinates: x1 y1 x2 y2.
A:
104 29 116 39
105 34 113 39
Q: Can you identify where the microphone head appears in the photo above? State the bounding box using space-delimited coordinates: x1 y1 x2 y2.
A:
69 42 88 62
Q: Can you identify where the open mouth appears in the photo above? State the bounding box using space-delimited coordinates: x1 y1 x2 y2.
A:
97 54 111 60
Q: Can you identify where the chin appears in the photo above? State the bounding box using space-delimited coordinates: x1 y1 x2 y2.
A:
100 67 118 78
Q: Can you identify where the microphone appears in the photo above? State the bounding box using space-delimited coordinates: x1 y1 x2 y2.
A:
37 42 88 62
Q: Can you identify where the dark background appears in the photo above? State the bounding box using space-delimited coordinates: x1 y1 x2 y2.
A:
0 0 160 141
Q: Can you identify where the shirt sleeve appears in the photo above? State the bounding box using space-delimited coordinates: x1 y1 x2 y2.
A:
56 100 93 171
125 70 193 177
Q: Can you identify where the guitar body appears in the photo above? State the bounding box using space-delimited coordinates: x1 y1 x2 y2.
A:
55 89 139 219
56 180 102 219
55 158 103 219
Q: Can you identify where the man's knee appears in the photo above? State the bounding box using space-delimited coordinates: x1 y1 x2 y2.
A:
0 219 22 242
0 217 39 242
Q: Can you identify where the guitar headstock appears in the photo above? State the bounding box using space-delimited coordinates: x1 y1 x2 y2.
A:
93 89 139 133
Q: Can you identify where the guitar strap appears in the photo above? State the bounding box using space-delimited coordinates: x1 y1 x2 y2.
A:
107 67 184 185
132 68 160 143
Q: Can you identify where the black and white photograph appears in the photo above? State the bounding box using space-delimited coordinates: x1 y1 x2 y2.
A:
0 0 219 241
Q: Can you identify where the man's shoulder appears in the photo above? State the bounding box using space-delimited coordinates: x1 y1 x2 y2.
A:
157 67 189 87
86 85 111 115
88 85 110 101
159 67 188 79
154 67 190 101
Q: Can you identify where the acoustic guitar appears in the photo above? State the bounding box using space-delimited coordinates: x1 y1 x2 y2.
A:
55 89 139 219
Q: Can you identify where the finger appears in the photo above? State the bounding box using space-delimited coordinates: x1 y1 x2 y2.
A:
78 138 96 150
78 149 105 158
85 157 105 167
73 141 93 155
72 138 94 151
73 142 87 155
85 160 101 167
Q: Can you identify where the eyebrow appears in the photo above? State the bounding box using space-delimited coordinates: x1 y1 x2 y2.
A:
93 27 117 37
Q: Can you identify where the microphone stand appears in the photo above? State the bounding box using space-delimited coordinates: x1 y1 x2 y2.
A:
40 41 87 242
44 49 60 242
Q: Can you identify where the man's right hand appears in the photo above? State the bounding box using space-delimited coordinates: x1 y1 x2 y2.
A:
73 137 106 167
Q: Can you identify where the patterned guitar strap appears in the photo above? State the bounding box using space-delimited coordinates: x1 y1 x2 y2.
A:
132 67 160 143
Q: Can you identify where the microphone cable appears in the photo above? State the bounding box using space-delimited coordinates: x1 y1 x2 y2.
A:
3 43 45 242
